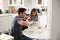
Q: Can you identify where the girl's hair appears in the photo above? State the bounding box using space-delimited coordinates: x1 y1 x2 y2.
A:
30 8 38 18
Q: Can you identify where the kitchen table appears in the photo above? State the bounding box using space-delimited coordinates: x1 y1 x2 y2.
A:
23 26 50 40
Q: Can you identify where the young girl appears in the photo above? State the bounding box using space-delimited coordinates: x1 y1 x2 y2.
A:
27 8 38 22
26 8 38 25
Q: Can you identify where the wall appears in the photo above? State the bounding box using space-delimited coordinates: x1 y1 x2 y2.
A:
48 0 60 40
51 0 60 40
48 0 52 39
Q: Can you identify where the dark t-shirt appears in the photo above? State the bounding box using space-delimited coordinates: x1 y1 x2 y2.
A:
11 16 24 37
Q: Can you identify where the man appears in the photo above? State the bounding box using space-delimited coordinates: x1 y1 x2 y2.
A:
11 8 32 40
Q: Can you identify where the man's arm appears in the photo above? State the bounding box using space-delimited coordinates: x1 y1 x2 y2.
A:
17 20 28 26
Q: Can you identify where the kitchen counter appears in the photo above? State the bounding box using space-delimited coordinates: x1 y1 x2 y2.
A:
0 14 18 16
0 14 18 33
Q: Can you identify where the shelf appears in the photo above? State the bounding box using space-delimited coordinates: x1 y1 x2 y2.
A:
8 5 17 7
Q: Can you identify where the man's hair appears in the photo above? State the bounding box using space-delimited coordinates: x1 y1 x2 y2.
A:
18 8 26 15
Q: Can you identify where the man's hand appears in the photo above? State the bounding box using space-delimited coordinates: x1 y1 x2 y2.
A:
26 20 34 25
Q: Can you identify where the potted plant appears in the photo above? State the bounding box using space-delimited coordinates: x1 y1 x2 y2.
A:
0 9 3 14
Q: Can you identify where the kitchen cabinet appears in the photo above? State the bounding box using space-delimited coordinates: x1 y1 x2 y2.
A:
2 0 48 14
0 14 17 33
0 0 3 11
8 0 24 6
42 0 48 6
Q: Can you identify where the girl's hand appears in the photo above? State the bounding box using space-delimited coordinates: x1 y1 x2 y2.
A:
26 17 35 25
27 17 31 22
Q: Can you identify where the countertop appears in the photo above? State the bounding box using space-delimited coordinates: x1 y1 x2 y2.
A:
0 14 18 16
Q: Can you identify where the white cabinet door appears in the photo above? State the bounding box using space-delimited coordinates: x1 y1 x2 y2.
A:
0 0 3 10
8 0 24 6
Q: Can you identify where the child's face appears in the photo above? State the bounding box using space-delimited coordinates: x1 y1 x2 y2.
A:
32 12 36 16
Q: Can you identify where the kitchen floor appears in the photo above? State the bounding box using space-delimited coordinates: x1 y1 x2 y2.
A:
33 39 50 40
